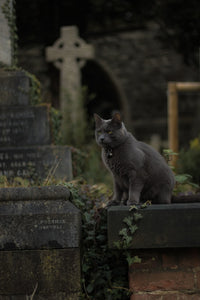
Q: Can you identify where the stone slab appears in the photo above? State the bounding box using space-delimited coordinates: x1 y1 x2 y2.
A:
0 145 73 181
0 70 30 105
0 105 51 146
0 249 81 297
0 186 80 250
108 204 200 249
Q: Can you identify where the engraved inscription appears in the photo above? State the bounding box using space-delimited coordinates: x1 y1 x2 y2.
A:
0 110 35 144
34 219 66 230
0 146 68 181
0 106 50 146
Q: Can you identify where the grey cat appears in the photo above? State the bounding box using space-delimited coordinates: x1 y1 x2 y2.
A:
94 112 176 206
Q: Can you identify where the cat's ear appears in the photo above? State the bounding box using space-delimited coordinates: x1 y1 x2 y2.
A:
94 113 103 128
111 112 122 127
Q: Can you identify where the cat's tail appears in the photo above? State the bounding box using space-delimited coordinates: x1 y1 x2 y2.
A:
171 194 200 203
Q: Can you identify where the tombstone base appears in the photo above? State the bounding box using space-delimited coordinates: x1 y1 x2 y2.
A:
0 249 80 299
0 186 81 299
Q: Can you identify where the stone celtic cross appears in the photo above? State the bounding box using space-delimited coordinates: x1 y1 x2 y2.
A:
46 26 94 144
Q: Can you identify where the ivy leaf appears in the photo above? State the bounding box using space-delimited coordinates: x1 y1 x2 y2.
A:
123 216 133 227
124 236 133 248
126 254 141 266
87 282 94 293
141 200 152 208
119 227 128 237
129 205 138 211
82 263 90 273
133 212 143 221
129 224 138 235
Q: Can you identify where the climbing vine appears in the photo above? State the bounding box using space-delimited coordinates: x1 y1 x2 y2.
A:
65 181 132 299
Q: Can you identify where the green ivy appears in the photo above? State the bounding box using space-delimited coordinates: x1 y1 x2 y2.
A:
25 71 42 105
163 148 200 194
64 181 132 299
50 107 62 145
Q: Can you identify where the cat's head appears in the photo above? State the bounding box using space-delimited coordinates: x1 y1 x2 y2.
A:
94 113 128 148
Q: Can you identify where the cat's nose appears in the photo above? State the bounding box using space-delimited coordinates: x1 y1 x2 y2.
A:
100 136 104 143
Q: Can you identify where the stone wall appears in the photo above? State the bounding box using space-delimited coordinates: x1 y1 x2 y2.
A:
90 25 199 144
0 185 81 299
108 204 200 299
129 248 200 299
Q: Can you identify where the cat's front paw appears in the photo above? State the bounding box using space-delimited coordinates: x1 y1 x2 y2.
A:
127 199 140 206
107 199 121 207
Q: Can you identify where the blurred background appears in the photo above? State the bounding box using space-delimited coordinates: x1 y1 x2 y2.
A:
14 0 200 183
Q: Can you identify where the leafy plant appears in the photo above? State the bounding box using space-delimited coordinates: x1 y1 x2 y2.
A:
50 107 62 145
114 213 141 250
178 137 200 185
163 149 178 168
113 206 143 269
71 143 113 187
163 148 200 194
26 71 42 105
64 181 132 299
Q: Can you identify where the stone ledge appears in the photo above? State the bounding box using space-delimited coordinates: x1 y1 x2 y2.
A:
108 204 200 249
0 185 71 201
0 186 81 250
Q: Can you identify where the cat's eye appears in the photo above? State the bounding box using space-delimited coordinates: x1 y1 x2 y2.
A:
108 131 112 134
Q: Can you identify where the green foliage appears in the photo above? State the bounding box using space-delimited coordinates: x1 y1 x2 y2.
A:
1 0 18 66
163 148 200 194
126 254 141 266
25 71 42 105
114 211 142 251
64 181 132 299
163 149 178 169
173 173 199 195
50 107 62 145
178 137 200 184
113 209 143 270
71 143 113 187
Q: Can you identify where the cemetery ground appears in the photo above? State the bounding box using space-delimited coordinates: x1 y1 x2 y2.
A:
1 69 200 299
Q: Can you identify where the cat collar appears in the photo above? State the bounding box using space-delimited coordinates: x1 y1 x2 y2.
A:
105 147 113 158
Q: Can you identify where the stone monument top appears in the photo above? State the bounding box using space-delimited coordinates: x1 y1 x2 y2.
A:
46 26 94 144
46 26 94 71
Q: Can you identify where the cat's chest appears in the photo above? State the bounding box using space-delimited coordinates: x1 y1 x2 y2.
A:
102 148 128 176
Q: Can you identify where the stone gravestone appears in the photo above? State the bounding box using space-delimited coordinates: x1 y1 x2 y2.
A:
0 0 12 66
0 185 81 299
0 69 73 182
46 26 94 143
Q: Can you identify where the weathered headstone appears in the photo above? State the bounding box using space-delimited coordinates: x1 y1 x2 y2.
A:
0 69 73 182
0 69 29 105
46 26 94 143
108 204 200 249
0 0 12 66
0 185 81 299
